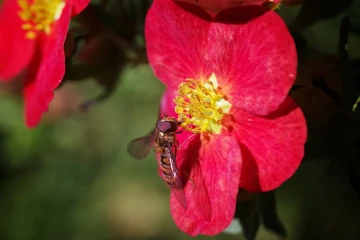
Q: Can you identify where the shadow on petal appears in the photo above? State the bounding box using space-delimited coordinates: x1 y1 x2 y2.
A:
238 142 261 191
214 5 270 24
265 95 302 119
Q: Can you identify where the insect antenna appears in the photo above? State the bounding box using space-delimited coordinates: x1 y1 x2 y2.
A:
178 133 197 149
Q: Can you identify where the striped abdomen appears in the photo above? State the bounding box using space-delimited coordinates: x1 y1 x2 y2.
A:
160 148 178 187
159 145 187 209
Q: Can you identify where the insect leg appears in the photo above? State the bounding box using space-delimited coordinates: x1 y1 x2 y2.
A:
179 169 196 189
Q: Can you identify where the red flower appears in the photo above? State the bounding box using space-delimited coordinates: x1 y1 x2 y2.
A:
0 0 89 127
146 0 307 236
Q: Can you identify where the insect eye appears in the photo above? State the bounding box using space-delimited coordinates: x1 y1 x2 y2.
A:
157 121 178 133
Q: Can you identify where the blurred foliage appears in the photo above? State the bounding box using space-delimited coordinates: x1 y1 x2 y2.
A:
1 0 360 240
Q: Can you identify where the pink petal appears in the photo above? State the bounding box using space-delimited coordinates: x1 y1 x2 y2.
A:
209 6 297 115
171 134 242 236
160 89 243 235
160 88 178 116
23 4 71 127
227 96 307 191
146 1 297 116
145 0 213 89
70 0 90 16
0 0 35 80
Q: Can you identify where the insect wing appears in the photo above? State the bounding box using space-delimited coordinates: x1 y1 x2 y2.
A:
127 135 154 160
169 170 188 210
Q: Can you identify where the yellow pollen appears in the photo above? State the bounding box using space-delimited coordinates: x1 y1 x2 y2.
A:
18 0 66 39
174 73 232 134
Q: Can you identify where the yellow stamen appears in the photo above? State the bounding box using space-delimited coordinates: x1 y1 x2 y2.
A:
18 0 66 39
174 73 232 134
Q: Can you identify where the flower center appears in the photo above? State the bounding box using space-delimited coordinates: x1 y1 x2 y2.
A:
18 0 66 39
174 73 232 134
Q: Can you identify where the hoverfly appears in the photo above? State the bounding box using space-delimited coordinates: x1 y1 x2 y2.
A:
127 116 188 209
